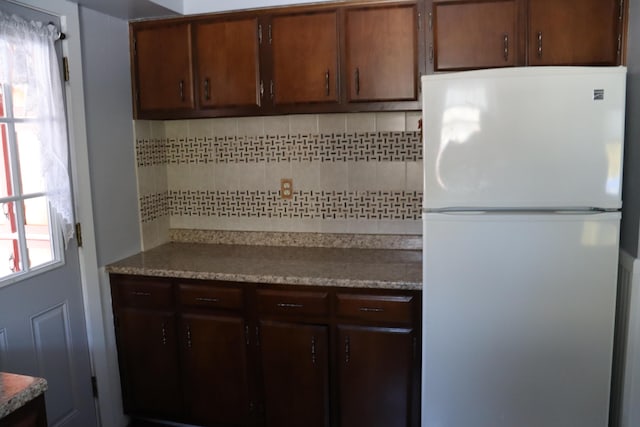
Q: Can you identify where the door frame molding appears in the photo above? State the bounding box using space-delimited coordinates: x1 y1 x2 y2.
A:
5 1 126 426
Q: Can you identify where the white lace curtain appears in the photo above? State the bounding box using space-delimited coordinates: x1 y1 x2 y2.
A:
0 11 74 245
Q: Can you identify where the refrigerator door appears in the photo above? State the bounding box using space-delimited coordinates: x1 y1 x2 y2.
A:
422 67 626 210
422 212 620 427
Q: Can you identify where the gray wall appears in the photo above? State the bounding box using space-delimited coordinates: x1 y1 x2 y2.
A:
621 0 640 258
79 6 141 265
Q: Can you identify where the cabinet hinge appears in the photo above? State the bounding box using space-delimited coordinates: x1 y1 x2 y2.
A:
91 376 98 398
258 24 262 45
75 222 83 247
619 0 624 21
62 56 70 82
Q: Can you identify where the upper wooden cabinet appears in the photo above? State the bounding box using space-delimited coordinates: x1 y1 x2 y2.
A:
270 11 339 105
131 22 194 114
345 4 419 102
194 18 261 109
431 0 523 71
427 0 625 71
528 0 623 66
129 0 421 119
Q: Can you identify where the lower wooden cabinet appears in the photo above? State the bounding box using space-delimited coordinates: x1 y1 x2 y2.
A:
180 313 251 426
109 274 421 427
260 321 330 427
337 326 416 427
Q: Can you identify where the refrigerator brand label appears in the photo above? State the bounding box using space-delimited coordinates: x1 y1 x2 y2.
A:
594 89 605 100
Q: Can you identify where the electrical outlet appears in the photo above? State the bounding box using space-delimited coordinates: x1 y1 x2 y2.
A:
280 178 293 199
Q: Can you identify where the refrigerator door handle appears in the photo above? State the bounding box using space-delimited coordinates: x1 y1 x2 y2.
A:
424 207 613 215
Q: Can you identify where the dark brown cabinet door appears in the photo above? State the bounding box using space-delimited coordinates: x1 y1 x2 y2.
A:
180 313 251 426
528 0 621 65
132 23 194 114
346 4 418 102
259 321 329 427
195 18 261 109
116 309 182 419
338 325 415 427
432 0 521 71
270 11 339 105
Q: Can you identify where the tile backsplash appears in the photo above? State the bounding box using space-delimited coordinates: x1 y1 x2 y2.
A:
134 112 424 250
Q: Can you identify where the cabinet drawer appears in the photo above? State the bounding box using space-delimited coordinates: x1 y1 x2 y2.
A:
178 283 243 310
257 289 329 317
118 279 173 309
336 294 414 324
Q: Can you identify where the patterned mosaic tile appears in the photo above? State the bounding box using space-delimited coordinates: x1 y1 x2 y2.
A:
140 190 422 223
136 131 422 166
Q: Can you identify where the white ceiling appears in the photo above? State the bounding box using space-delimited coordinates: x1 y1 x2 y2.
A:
73 0 336 19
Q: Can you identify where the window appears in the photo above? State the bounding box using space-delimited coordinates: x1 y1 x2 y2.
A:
0 12 74 283
0 85 59 278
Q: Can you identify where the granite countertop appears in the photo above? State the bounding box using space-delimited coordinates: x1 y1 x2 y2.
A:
106 242 422 290
0 372 47 419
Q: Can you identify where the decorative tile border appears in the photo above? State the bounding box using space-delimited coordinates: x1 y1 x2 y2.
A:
140 190 422 223
139 191 169 223
169 190 422 220
136 131 422 166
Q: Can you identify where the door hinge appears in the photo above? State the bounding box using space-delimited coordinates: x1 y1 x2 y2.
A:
91 376 98 398
62 57 70 82
75 222 83 247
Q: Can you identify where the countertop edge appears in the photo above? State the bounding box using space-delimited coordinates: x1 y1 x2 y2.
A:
0 373 48 420
106 266 422 291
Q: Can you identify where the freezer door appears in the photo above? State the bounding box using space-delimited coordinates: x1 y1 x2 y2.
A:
422 67 626 210
422 212 619 427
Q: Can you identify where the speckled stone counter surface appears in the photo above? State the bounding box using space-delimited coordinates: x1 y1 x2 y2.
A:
107 242 422 290
0 372 47 419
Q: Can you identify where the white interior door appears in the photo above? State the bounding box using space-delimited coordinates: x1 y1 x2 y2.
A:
0 2 98 426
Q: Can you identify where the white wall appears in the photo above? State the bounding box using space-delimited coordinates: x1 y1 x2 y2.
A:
621 0 640 258
79 6 141 265
79 6 141 427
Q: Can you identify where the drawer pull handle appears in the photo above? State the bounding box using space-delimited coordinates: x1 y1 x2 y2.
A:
345 336 350 363
311 336 317 365
132 291 151 297
277 303 304 309
195 297 220 303
359 307 384 313
186 324 192 349
161 322 167 345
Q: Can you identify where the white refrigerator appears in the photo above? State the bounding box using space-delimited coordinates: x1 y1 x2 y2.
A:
421 66 627 427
